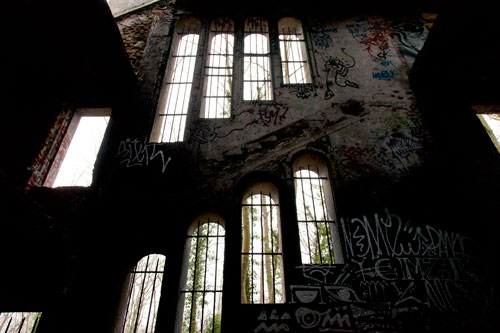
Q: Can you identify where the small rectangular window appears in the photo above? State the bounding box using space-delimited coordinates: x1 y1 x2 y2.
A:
278 18 312 84
44 108 111 187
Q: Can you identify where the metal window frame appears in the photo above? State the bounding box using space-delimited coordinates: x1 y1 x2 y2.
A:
278 17 313 85
201 18 235 119
243 17 274 101
241 186 285 304
121 254 166 333
181 218 225 333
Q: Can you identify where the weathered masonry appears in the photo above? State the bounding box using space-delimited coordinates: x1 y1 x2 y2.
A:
4 0 500 332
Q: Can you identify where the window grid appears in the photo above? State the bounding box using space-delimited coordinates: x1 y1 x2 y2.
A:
202 19 234 118
278 19 312 84
295 165 335 264
156 32 199 142
182 220 225 333
122 254 165 333
0 313 41 333
243 18 273 101
241 191 283 304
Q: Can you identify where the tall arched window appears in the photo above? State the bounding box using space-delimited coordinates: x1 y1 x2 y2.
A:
241 182 284 304
201 18 234 118
243 18 273 101
180 215 225 333
121 254 166 333
293 154 343 264
278 17 312 84
151 18 200 142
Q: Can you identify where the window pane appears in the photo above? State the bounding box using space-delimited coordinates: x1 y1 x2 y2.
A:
152 32 199 142
0 312 42 333
241 189 284 304
122 254 165 333
294 159 336 264
50 115 109 187
243 19 273 101
202 24 234 119
278 18 312 84
182 219 225 333
477 113 500 151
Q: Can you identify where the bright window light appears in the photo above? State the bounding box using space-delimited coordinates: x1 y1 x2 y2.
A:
151 18 201 143
45 110 110 187
181 216 225 333
122 254 165 333
473 105 500 153
243 18 273 101
278 17 312 84
202 18 234 119
0 312 42 333
241 183 284 304
293 154 343 264
477 113 500 152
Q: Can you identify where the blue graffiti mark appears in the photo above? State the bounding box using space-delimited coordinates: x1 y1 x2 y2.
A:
380 60 397 68
372 70 396 81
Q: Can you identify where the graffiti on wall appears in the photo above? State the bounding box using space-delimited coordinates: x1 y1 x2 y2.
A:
189 102 290 145
389 20 427 62
319 48 359 100
245 209 489 332
117 138 172 173
309 23 336 49
287 84 319 100
346 17 392 61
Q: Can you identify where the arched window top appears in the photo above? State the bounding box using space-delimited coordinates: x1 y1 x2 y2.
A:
121 254 166 333
278 17 304 35
175 34 200 57
210 17 234 32
242 181 280 204
176 17 201 33
135 254 166 272
187 213 226 235
243 34 269 54
293 153 330 178
244 17 268 34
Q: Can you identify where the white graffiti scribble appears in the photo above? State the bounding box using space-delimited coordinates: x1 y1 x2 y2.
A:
117 138 172 173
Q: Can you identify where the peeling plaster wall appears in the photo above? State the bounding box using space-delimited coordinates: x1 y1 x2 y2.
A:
10 3 500 333
180 15 432 188
102 10 495 332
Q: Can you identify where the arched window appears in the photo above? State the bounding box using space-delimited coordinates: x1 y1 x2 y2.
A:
241 182 284 304
243 18 273 101
278 18 312 84
293 154 343 264
180 215 225 333
151 18 201 142
201 18 234 118
121 254 166 333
